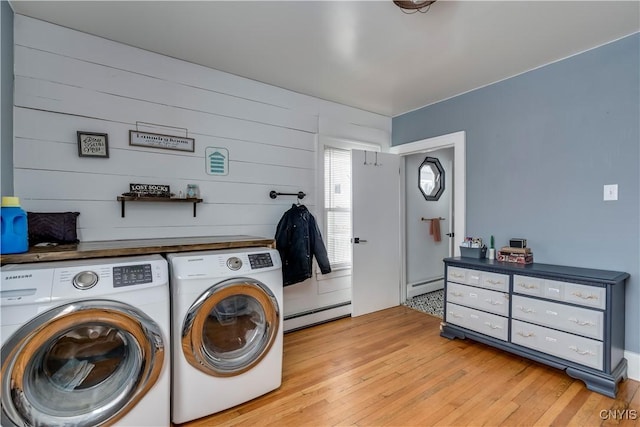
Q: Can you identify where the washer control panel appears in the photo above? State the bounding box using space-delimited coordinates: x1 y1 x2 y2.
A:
248 253 273 269
113 264 153 287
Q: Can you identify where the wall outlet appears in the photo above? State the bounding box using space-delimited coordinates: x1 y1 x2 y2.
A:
603 184 618 201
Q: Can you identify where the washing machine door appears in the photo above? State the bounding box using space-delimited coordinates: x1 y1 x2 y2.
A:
1 299 165 427
182 277 280 377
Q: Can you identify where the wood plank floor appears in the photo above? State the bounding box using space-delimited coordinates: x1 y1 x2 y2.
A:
178 306 639 426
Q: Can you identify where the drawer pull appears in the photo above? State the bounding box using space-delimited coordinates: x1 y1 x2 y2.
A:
568 317 595 327
484 322 502 330
449 312 463 318
517 283 538 290
571 292 598 301
569 345 595 356
516 305 536 314
451 273 464 279
486 279 503 285
450 291 463 297
485 298 503 306
517 331 535 338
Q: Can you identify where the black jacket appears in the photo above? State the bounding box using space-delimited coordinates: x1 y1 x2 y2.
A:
275 204 331 286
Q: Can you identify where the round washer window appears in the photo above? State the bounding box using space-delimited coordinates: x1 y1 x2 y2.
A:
1 301 165 427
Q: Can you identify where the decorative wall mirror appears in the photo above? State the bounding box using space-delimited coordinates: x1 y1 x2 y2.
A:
418 156 444 201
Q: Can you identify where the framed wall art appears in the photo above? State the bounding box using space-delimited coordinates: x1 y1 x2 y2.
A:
77 131 109 158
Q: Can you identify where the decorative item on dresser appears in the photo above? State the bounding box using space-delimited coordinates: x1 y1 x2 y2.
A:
441 257 629 398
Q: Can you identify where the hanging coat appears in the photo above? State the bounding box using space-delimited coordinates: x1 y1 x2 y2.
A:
275 204 331 286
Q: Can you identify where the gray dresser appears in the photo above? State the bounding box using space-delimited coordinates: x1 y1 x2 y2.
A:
441 257 628 397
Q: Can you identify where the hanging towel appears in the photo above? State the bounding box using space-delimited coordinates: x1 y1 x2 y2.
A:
429 218 442 242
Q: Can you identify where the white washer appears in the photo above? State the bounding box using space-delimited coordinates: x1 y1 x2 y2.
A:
1 255 170 427
168 247 283 424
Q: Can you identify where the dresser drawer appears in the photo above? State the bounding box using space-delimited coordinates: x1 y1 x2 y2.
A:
512 295 603 340
544 279 606 309
447 282 509 316
479 271 509 292
513 275 544 297
447 267 480 286
511 320 603 370
447 267 508 292
446 303 508 341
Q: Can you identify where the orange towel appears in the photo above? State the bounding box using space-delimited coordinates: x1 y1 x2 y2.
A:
429 218 441 242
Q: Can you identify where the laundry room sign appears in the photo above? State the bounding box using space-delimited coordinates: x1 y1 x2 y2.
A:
205 147 229 176
129 130 195 152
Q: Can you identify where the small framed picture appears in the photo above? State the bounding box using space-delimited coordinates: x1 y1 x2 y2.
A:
77 132 109 158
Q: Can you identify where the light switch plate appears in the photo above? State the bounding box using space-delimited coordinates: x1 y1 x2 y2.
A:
603 184 618 201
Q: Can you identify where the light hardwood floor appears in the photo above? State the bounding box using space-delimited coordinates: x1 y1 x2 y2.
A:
179 306 639 426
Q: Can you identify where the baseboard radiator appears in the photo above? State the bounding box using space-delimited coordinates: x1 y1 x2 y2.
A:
283 302 352 333
407 276 444 299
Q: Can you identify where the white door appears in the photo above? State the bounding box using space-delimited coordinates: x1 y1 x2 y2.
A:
351 150 401 317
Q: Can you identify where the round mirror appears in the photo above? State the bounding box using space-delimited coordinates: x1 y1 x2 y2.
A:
419 157 444 201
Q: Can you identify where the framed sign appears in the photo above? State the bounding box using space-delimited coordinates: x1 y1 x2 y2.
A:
129 130 195 152
129 183 171 197
77 132 109 158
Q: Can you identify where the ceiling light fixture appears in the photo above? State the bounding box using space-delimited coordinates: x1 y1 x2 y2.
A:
394 0 436 14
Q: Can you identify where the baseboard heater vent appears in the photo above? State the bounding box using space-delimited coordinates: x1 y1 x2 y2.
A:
284 302 351 333
410 276 444 287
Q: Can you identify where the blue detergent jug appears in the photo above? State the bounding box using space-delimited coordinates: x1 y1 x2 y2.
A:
1 196 29 254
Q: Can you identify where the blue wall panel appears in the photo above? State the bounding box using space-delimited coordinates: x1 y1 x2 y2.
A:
393 34 640 353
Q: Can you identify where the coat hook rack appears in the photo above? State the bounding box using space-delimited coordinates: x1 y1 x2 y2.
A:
270 190 306 200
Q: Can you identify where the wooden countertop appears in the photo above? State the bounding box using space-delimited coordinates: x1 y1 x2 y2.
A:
0 235 275 264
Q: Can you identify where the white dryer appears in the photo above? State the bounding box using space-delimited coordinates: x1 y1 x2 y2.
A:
0 255 170 427
168 247 283 424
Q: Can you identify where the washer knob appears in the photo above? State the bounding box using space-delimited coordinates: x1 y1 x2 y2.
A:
73 271 99 290
226 257 243 271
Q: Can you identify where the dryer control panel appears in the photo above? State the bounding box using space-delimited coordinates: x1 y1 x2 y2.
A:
169 248 281 279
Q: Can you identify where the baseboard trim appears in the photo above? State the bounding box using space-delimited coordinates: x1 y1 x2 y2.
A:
625 350 639 381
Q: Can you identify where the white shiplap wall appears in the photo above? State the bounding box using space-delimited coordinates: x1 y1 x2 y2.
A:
12 15 390 318
13 15 390 243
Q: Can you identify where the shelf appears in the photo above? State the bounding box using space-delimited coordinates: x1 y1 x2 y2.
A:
117 196 203 217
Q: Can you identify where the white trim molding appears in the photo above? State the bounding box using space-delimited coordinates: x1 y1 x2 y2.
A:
390 131 466 258
626 350 640 381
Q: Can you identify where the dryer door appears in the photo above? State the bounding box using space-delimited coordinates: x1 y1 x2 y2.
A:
1 300 165 427
182 278 280 377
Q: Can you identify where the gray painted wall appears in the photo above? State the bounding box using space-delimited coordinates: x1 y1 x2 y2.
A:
392 34 640 354
1 2 14 196
406 148 453 286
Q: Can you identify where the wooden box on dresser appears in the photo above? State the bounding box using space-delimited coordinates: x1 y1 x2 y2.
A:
441 257 629 398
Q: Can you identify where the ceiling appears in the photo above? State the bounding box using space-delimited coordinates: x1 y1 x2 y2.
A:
8 1 640 117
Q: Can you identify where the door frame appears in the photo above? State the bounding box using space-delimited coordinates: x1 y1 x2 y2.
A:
390 131 466 302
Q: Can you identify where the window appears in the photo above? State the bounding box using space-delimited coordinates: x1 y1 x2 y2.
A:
324 146 352 269
318 135 381 279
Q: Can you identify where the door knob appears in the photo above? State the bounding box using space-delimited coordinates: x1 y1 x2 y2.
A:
445 233 454 237
352 237 368 244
